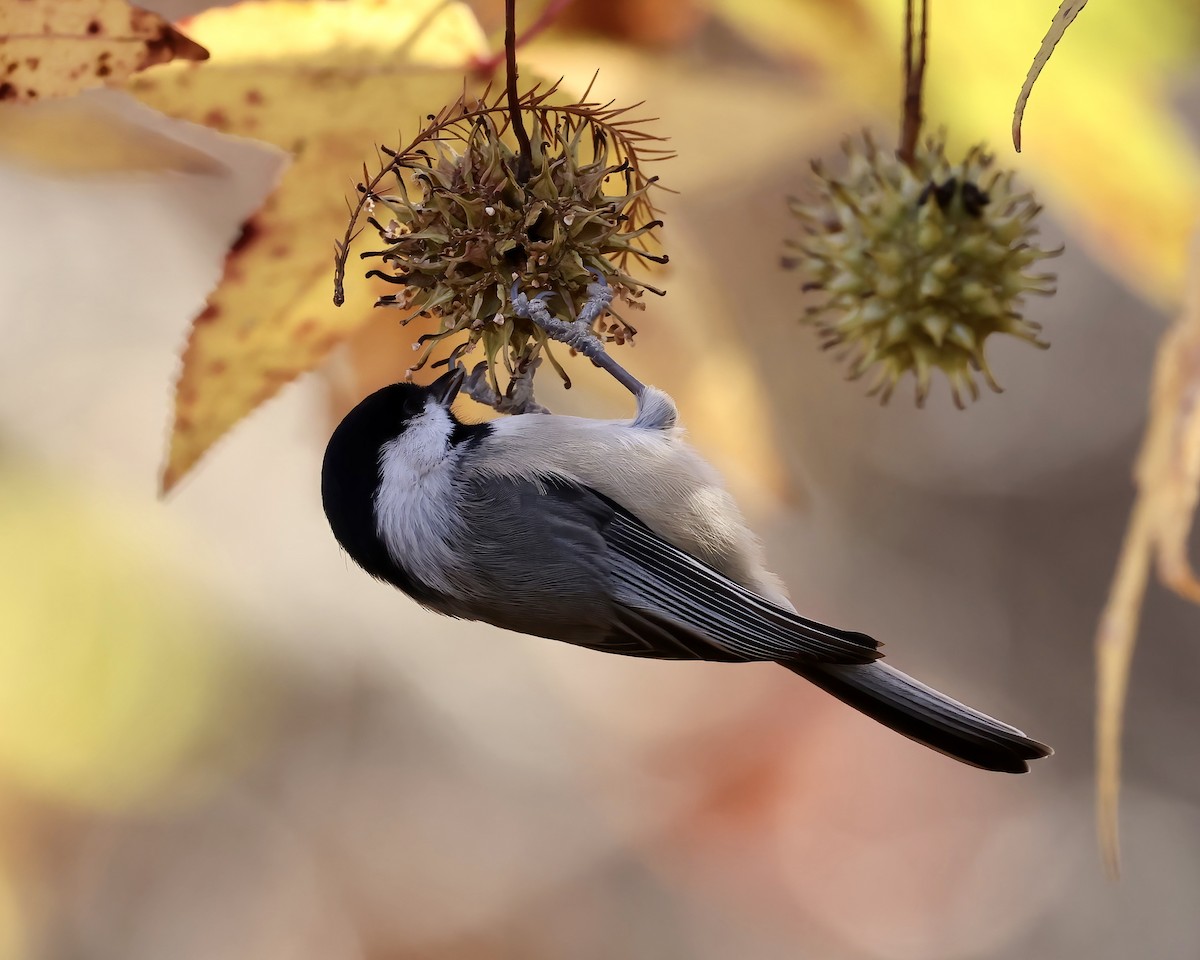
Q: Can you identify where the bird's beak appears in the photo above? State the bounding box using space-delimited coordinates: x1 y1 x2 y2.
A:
428 366 465 407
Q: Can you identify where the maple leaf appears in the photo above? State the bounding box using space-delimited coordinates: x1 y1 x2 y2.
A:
127 0 488 492
0 93 229 176
0 0 207 103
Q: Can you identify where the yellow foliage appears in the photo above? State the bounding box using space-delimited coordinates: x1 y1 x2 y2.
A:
128 0 487 491
0 0 206 103
125 0 1200 491
163 0 482 67
0 464 261 811
706 0 1200 308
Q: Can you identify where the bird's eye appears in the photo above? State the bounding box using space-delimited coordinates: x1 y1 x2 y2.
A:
402 395 426 418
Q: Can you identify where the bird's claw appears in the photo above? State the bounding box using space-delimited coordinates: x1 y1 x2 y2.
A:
510 280 596 355
506 269 644 399
451 359 549 415
509 275 612 360
509 280 554 317
463 360 493 399
580 267 614 327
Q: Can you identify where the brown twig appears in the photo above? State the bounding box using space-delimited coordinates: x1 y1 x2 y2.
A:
470 0 577 76
505 0 534 182
897 0 928 166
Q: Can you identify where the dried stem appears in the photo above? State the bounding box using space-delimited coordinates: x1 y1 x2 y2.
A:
898 0 928 166
470 0 576 76
505 0 534 182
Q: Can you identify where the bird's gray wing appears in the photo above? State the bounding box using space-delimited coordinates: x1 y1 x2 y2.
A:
451 473 879 666
595 491 879 665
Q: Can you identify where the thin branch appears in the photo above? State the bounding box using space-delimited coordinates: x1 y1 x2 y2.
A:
897 0 928 165
505 0 534 182
471 0 577 76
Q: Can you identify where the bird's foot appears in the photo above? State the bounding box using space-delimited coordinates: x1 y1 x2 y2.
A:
456 359 549 415
510 271 644 398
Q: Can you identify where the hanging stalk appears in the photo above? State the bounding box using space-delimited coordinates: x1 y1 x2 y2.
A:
897 0 928 165
504 0 534 182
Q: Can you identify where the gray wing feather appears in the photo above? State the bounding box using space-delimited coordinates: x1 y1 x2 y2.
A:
601 507 879 665
448 473 878 666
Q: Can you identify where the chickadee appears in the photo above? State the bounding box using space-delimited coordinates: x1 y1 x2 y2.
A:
322 365 1051 773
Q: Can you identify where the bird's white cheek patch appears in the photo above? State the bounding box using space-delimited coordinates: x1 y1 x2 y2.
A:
387 404 455 475
373 404 464 594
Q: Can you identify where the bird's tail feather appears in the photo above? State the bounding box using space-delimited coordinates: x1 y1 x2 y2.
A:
785 660 1052 773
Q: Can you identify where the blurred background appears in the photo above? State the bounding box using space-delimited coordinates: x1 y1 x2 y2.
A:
2 0 1200 957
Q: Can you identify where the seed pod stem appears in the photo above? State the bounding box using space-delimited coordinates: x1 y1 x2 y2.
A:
505 0 535 183
898 0 929 167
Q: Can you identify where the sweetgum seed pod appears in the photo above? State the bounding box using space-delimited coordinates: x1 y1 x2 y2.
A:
786 131 1061 408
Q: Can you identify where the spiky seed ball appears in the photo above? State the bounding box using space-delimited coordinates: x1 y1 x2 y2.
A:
784 132 1060 408
357 101 664 392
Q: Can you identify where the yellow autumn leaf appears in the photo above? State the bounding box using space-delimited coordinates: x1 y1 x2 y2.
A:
1096 236 1200 874
705 0 1200 307
324 312 445 426
699 0 888 103
127 0 488 491
0 0 207 103
0 94 228 176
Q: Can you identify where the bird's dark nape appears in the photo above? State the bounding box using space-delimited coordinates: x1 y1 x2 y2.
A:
784 660 1052 773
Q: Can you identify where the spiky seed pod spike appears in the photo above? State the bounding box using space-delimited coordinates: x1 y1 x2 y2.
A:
785 131 1060 408
335 83 669 399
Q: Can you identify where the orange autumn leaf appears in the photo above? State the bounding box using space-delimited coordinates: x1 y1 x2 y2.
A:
1096 236 1200 874
0 0 207 103
127 0 488 491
